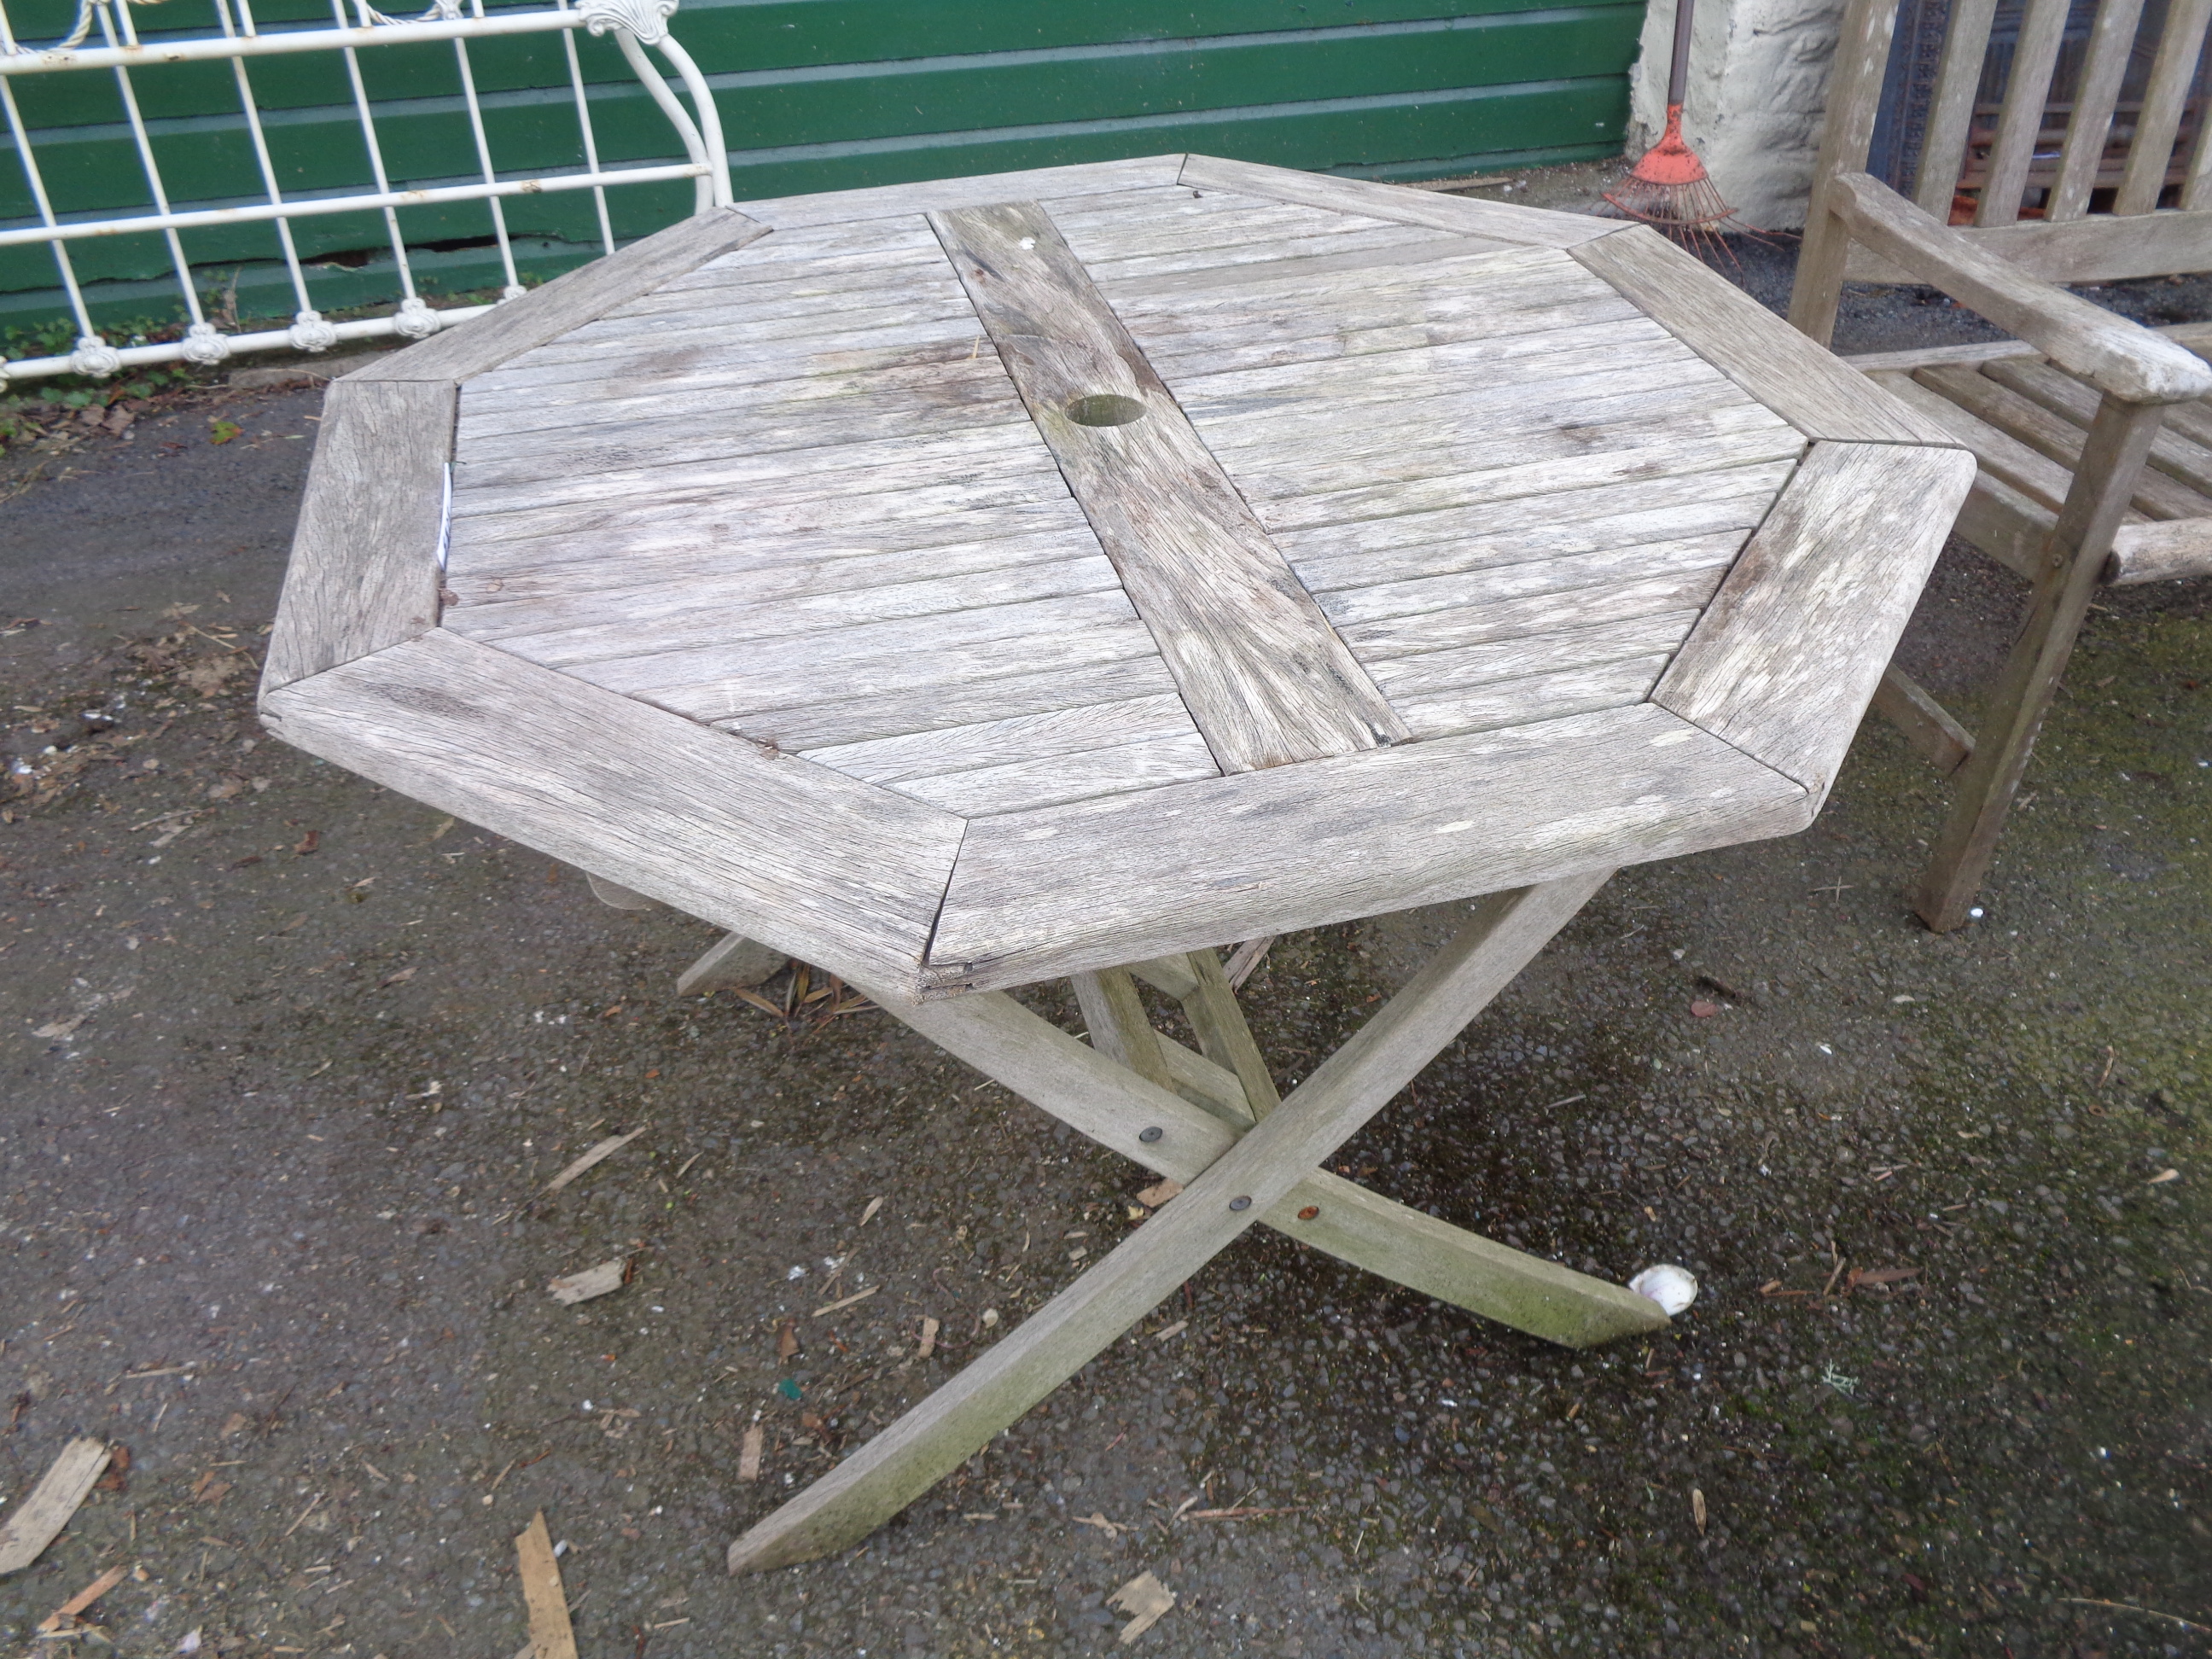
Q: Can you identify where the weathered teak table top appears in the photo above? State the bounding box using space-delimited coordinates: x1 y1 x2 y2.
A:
259 154 1974 1575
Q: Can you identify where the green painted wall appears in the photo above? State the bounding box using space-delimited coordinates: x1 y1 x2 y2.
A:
0 0 1642 338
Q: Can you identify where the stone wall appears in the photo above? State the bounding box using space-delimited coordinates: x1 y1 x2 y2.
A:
1627 0 1850 230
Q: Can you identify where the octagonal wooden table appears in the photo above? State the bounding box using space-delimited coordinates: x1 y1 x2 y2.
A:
258 154 1973 1575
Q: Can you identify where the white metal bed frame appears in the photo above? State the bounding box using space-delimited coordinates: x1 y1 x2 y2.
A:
0 0 730 383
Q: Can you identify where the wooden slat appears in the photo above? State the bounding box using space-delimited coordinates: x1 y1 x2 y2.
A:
1653 441 1977 798
1179 948 1282 1120
456 555 1126 671
454 382 1029 490
1068 969 1179 1097
463 334 982 410
727 874 1641 1572
1843 338 2042 374
2107 515 2212 581
1844 206 2212 285
1109 240 1569 327
921 703 1807 993
2047 0 2149 222
449 527 1101 626
452 470 1077 576
1916 0 2004 217
512 297 979 369
1869 368 2090 511
1785 0 1908 343
2114 0 2212 214
1254 422 1806 538
470 314 981 392
1955 472 2061 580
1394 655 1674 742
930 201 1406 771
1324 533 1746 640
1173 329 1692 432
1919 364 2212 517
717 653 1183 754
1080 222 1458 288
259 631 963 992
450 422 1051 523
1363 609 1703 700
585 597 1153 724
262 378 453 694
1177 154 1623 247
347 208 770 383
1217 387 1796 507
1871 665 1976 774
738 155 1188 230
1976 0 2072 227
891 733 1223 817
1129 289 1641 381
1280 463 1792 591
1347 566 1731 667
1825 172 2212 404
1103 234 1516 301
586 258 949 328
1569 226 1954 445
800 694 1200 786
1155 1032 1256 1126
1130 955 1202 1001
458 343 1006 444
1981 356 2212 496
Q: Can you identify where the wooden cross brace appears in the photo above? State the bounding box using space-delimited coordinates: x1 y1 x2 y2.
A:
725 868 1668 1575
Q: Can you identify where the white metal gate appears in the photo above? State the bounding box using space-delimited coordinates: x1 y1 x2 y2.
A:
0 0 729 382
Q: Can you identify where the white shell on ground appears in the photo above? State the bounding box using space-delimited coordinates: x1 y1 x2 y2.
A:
1628 1264 1699 1316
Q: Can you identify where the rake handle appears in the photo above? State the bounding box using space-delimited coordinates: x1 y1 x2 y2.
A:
1668 0 1696 109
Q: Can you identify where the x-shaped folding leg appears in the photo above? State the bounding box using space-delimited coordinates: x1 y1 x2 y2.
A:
725 868 1668 1575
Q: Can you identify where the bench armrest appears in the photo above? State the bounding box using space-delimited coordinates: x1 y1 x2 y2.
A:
1825 172 2212 406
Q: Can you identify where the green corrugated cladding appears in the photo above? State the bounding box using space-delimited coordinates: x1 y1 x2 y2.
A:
0 0 1643 338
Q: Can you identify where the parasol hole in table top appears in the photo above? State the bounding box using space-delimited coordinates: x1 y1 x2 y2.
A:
1064 392 1148 427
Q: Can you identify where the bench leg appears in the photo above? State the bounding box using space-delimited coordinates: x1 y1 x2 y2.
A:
726 870 1653 1575
1918 397 2165 930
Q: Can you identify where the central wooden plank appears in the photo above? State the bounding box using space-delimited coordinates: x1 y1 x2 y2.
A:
928 201 1409 772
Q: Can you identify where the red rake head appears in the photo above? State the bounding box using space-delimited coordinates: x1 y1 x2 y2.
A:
1627 106 1710 188
1604 105 1738 234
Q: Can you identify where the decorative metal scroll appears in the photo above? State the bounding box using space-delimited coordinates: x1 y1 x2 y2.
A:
0 0 731 383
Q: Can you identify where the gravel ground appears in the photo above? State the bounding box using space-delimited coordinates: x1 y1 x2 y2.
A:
1 196 2208 1659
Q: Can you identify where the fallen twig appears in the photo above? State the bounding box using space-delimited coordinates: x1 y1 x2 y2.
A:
544 1126 648 1193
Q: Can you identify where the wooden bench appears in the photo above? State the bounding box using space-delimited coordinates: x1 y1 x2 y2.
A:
1789 0 2212 930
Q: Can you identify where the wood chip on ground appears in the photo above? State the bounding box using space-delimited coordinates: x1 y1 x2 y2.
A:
1108 1571 1177 1644
0 1438 112 1575
514 1511 578 1659
737 1425 764 1483
547 1259 627 1306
